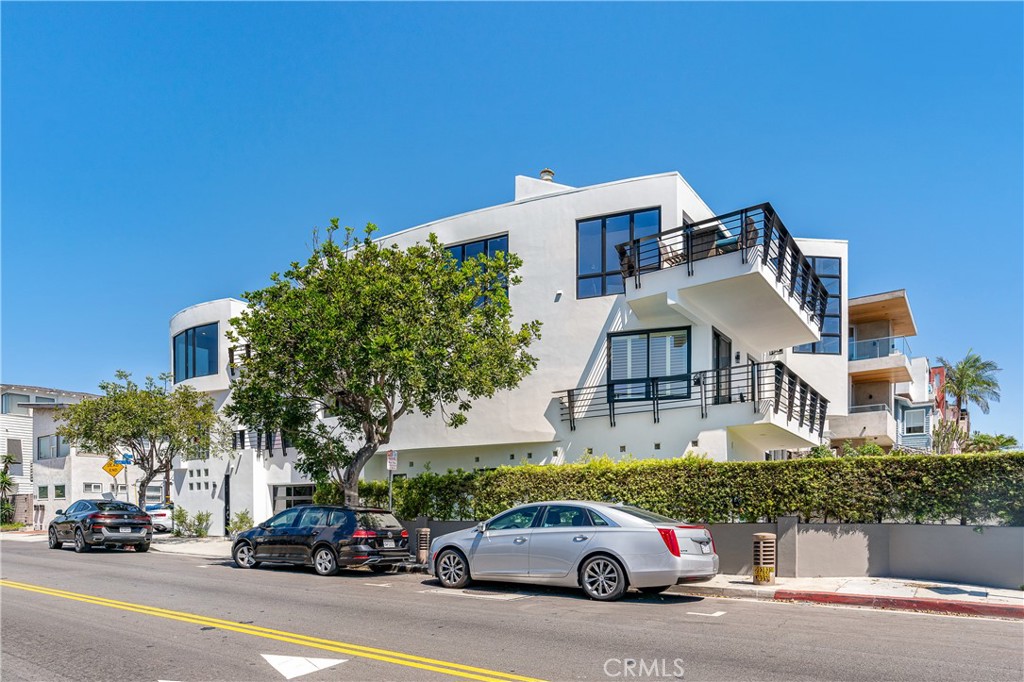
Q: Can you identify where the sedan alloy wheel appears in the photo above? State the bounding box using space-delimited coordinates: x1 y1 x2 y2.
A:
313 547 339 576
232 543 260 569
436 549 470 589
581 556 626 601
48 527 62 550
74 528 91 554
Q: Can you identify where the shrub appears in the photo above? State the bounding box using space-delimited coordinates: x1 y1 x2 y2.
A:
171 506 190 537
193 511 212 538
857 443 886 457
226 509 254 538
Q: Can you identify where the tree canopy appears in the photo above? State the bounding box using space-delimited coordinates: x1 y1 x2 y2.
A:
226 221 542 504
56 371 227 504
938 350 1001 416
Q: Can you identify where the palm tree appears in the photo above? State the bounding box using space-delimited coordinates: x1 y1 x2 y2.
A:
938 350 1001 420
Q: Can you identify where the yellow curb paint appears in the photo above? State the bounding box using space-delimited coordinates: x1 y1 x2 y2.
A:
0 579 546 682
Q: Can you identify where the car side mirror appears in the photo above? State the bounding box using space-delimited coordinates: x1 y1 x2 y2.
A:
475 522 486 533
258 522 268 529
56 509 64 516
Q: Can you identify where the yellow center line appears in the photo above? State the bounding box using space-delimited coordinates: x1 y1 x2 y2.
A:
1 579 546 682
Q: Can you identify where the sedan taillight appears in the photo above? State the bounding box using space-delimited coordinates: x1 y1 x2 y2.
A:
400 529 409 538
657 528 680 557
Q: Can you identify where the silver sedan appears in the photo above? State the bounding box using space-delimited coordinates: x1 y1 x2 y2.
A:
428 501 718 601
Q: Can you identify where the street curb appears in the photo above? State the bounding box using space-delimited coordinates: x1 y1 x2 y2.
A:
773 589 1024 619
149 545 231 561
671 584 778 600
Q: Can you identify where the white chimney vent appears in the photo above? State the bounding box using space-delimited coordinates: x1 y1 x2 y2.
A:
539 168 555 182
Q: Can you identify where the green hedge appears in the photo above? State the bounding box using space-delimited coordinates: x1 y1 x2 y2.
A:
314 452 1024 525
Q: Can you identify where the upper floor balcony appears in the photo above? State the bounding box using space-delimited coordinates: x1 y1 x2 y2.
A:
848 335 913 383
555 361 829 449
615 204 828 351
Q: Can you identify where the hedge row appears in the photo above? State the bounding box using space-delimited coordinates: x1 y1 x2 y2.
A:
315 452 1024 525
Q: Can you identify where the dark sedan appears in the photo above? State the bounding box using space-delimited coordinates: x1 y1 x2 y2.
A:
232 504 410 576
48 499 153 553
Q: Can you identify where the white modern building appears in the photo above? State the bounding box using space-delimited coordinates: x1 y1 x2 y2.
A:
168 170 856 532
1 384 160 528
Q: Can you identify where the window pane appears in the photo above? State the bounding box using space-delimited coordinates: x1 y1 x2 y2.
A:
604 275 625 295
173 332 188 383
578 220 603 275
541 505 591 527
55 485 66 499
633 209 660 240
604 215 631 275
822 316 841 335
446 245 463 263
822 277 840 295
34 396 56 404
826 297 840 315
38 486 48 499
462 240 484 262
488 506 540 530
57 437 70 458
2 393 30 415
577 276 602 299
814 257 840 275
793 343 814 354
194 323 219 378
649 330 688 377
609 335 648 381
487 235 508 257
818 336 841 354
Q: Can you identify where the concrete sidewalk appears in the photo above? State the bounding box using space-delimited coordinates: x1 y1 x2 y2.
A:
150 534 233 558
672 574 1024 619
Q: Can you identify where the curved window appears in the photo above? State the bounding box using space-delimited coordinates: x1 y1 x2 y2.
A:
173 323 219 383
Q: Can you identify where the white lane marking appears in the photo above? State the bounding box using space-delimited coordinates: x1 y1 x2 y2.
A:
262 654 347 680
419 588 531 601
687 610 726 617
0 534 48 542
363 582 392 587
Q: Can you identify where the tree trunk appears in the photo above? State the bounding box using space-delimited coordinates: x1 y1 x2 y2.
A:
342 441 381 507
136 470 157 508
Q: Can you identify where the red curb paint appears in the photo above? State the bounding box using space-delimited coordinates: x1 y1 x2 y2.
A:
773 590 1024 619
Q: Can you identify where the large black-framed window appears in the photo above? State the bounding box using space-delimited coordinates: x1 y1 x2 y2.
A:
793 257 841 355
173 322 219 383
607 326 691 400
577 208 660 299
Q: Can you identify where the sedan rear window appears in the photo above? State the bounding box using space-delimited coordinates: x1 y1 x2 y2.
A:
95 502 143 513
357 512 403 530
613 505 679 524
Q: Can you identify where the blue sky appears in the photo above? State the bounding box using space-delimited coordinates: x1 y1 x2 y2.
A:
3 3 1021 441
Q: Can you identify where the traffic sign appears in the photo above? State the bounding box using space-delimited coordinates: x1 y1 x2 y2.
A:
386 450 398 471
103 460 125 478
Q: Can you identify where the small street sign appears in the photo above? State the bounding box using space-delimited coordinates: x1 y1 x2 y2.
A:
103 460 125 478
386 450 398 471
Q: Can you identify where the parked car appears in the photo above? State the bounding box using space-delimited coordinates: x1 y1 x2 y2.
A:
145 503 174 532
48 499 153 553
428 501 718 601
231 505 410 576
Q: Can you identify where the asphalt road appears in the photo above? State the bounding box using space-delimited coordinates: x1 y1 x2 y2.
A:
1 539 1021 682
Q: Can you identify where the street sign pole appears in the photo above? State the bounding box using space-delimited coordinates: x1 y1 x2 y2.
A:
386 450 398 511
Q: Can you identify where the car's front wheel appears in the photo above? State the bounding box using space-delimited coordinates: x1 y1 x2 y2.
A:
580 555 627 601
73 528 91 554
313 547 338 576
136 542 150 553
232 542 260 569
435 549 470 589
48 527 62 550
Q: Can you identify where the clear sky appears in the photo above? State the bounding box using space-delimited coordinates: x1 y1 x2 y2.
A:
2 3 1021 441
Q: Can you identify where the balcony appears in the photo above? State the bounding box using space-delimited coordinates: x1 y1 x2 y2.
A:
829 404 898 446
848 336 913 383
615 204 828 350
555 361 829 447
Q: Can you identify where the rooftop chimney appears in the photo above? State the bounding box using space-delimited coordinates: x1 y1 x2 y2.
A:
539 168 555 182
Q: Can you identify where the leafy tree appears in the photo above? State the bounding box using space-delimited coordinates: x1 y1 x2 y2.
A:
965 432 1019 453
227 221 542 505
938 350 1001 418
56 371 229 505
806 444 835 458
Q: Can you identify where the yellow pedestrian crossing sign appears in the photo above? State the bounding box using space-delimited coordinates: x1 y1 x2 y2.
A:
103 460 124 478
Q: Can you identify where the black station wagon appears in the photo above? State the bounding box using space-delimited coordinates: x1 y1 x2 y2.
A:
231 504 410 576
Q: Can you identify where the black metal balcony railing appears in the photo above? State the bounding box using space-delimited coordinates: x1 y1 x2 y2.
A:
614 203 829 331
555 361 828 438
228 344 251 368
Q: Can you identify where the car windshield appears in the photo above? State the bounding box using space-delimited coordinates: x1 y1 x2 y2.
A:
356 512 403 530
95 502 143 513
612 505 679 524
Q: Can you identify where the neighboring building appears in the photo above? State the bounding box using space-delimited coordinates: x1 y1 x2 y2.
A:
1 384 162 528
827 290 938 452
170 170 847 532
